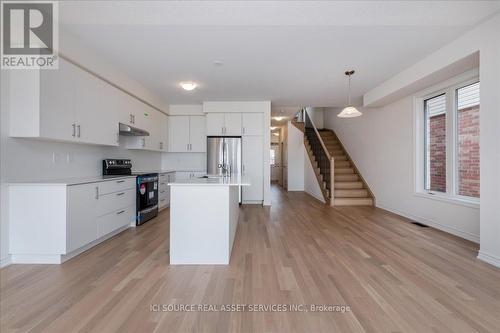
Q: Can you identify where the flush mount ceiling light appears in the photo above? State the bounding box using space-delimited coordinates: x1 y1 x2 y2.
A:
270 126 277 130
180 82 197 91
338 70 362 118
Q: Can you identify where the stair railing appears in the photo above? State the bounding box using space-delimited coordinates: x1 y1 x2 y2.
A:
303 109 335 204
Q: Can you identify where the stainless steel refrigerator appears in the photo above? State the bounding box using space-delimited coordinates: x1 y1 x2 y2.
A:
207 136 242 202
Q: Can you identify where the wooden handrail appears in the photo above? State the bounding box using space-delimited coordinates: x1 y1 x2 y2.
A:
304 109 332 161
330 156 335 206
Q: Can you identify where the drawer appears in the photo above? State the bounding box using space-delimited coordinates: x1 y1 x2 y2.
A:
97 188 135 217
97 205 135 238
159 180 168 191
158 197 169 209
97 178 135 196
159 189 168 200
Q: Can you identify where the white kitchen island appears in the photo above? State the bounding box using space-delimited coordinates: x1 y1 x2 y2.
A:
168 175 251 265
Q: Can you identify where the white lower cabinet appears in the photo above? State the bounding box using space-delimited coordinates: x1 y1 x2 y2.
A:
97 205 135 238
67 183 99 253
159 172 175 210
9 177 136 264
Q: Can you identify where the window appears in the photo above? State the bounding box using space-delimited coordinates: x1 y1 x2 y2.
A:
416 72 480 203
424 94 446 192
456 82 480 198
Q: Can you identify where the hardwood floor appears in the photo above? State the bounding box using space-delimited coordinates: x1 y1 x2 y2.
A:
1 185 499 332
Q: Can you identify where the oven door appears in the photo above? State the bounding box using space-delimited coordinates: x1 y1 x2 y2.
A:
137 175 159 209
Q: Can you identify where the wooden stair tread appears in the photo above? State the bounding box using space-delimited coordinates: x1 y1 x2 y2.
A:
334 181 363 189
334 198 373 206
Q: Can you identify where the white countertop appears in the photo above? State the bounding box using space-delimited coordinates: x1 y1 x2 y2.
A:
133 169 205 175
8 175 137 186
169 174 251 186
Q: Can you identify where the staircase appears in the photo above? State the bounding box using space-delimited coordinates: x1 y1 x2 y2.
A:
295 109 374 206
318 129 374 206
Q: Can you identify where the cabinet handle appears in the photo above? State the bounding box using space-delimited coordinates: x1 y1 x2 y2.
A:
77 124 81 138
116 133 119 143
242 127 245 134
72 123 76 137
142 138 146 147
187 143 189 151
95 186 99 199
116 180 125 183
116 192 125 196
116 210 126 215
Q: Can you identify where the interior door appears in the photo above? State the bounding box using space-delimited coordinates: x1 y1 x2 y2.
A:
189 116 206 152
270 143 282 183
169 116 190 152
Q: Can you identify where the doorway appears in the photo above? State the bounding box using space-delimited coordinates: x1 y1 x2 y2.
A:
270 143 282 184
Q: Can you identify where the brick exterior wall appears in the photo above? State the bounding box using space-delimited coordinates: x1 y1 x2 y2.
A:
458 105 480 197
429 114 446 192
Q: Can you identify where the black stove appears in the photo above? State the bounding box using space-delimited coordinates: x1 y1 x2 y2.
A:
102 159 158 226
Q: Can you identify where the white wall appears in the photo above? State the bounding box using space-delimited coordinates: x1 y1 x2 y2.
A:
304 153 326 203
324 102 480 242
287 122 305 191
354 12 500 267
305 107 324 129
161 153 206 171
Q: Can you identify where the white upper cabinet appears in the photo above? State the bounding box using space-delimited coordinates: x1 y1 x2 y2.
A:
9 57 167 149
169 116 190 152
10 58 121 146
189 116 206 152
241 113 263 136
38 58 78 142
206 113 242 136
168 116 206 152
206 113 225 135
224 113 242 136
75 69 120 146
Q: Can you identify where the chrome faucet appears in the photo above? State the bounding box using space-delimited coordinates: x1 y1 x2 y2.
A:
218 163 231 175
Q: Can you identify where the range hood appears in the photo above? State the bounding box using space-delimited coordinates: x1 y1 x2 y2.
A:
119 123 150 136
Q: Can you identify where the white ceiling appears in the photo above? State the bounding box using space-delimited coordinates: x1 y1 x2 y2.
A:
60 1 500 107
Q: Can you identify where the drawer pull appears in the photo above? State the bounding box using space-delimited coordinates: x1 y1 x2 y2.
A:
116 210 126 215
116 180 125 183
116 192 125 196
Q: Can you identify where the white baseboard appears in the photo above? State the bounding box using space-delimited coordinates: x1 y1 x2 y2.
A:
0 255 12 268
376 203 480 243
11 254 62 264
10 225 130 265
305 190 326 203
477 251 500 268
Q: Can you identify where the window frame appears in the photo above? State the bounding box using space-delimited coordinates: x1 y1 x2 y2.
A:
413 69 479 208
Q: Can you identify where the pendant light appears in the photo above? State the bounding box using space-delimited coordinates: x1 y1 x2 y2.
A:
338 70 362 118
